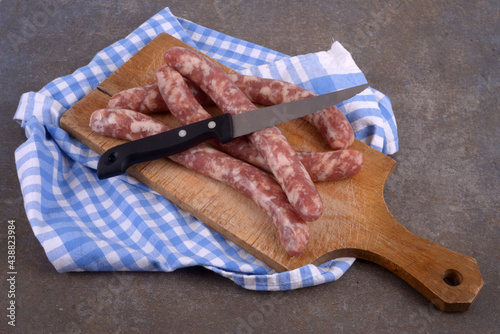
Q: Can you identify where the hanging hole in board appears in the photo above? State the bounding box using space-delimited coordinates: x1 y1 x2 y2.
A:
442 269 463 286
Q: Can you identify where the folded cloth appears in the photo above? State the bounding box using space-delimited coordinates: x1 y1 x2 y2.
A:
14 7 398 291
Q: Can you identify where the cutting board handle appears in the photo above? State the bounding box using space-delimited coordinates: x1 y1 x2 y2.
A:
352 213 483 312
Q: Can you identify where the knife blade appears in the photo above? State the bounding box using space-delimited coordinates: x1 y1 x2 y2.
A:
97 83 368 179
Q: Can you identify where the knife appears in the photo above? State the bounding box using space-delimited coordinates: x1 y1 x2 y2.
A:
97 83 369 179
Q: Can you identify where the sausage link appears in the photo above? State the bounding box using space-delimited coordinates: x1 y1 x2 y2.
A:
229 73 355 150
106 84 168 114
89 107 170 140
107 81 212 113
89 108 309 256
164 47 323 222
156 65 268 171
297 150 364 182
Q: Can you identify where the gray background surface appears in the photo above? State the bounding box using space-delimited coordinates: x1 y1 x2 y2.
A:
1 1 498 333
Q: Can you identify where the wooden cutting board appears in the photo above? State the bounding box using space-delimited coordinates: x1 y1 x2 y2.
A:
60 33 482 312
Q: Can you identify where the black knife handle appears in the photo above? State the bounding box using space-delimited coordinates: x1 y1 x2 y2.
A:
97 113 233 179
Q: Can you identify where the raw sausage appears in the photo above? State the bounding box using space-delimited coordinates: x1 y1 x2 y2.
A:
297 150 364 181
89 107 170 140
156 65 364 181
106 84 168 114
164 47 323 222
107 81 212 113
155 65 268 171
89 108 310 256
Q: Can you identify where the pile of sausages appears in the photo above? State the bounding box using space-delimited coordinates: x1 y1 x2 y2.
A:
90 47 364 257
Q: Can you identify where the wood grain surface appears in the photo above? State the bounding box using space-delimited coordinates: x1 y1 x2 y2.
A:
60 33 482 312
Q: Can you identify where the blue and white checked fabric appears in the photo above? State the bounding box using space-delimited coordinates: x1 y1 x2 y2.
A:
14 7 398 290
